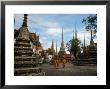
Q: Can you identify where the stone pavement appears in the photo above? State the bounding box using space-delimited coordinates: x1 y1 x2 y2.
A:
40 62 97 76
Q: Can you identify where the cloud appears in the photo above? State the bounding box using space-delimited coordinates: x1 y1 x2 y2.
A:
68 30 91 46
64 28 74 34
39 37 51 49
41 41 52 50
46 28 62 36
28 14 60 30
77 31 91 45
39 35 61 52
14 14 23 19
39 37 48 43
15 14 60 31
14 14 24 29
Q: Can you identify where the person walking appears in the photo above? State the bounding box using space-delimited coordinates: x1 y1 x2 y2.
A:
62 58 66 68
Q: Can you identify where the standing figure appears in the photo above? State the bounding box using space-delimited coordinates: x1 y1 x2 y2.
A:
56 56 59 69
62 58 66 68
53 56 59 69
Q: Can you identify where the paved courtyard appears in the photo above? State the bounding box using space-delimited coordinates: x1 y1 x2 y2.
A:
41 62 97 76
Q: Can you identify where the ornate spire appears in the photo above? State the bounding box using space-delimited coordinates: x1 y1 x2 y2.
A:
56 42 57 55
14 17 15 27
59 27 65 55
62 27 63 42
51 40 55 54
91 30 93 41
90 30 94 46
73 29 74 40
22 14 28 27
17 14 29 40
75 23 77 39
61 27 65 51
52 40 54 48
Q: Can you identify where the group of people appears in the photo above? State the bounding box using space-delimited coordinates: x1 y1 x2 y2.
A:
52 56 67 69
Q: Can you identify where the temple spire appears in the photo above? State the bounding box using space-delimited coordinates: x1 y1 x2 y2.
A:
59 27 65 56
51 40 54 49
61 27 64 49
14 17 15 27
62 27 63 42
56 42 57 55
22 14 28 27
90 30 94 46
51 40 55 54
75 23 77 39
91 30 93 41
17 14 29 40
73 29 74 40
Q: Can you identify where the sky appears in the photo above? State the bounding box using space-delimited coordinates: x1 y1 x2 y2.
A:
14 14 97 53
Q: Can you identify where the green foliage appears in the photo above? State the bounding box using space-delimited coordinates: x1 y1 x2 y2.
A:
82 14 97 39
66 38 81 58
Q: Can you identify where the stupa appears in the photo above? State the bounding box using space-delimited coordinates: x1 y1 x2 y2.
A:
86 30 97 64
58 28 65 57
74 31 97 65
14 14 44 76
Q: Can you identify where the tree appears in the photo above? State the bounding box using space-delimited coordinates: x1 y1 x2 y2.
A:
82 14 97 39
66 38 81 59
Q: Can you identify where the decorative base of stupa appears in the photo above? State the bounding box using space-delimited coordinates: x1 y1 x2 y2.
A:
14 67 45 76
73 58 97 66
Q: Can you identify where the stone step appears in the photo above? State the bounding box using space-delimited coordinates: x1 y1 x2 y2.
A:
14 67 43 76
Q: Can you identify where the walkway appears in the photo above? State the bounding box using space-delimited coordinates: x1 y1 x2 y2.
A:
41 62 97 76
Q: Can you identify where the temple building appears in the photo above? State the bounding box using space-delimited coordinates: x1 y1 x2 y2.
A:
87 30 97 61
83 30 97 60
58 28 65 57
56 42 58 55
29 32 43 56
76 31 97 65
14 22 43 56
14 14 44 76
45 40 55 57
51 40 55 55
81 33 87 58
